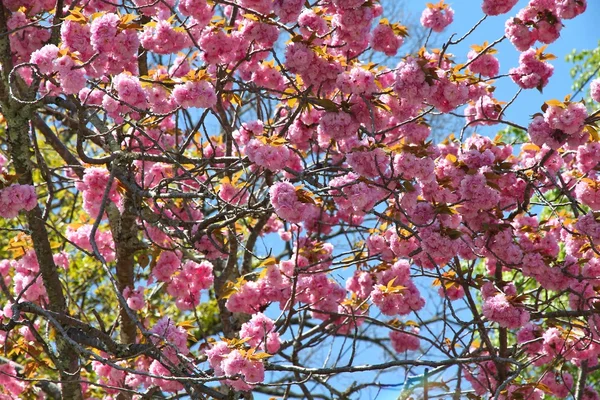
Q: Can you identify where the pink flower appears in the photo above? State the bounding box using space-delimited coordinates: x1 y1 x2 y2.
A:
509 48 554 90
298 9 328 38
284 42 315 74
540 371 574 398
60 69 87 95
481 283 530 329
269 181 309 223
427 75 470 113
206 341 266 391
393 56 434 106
330 0 368 9
370 261 425 316
199 28 245 64
528 116 564 149
139 19 191 54
481 0 519 15
393 152 435 183
330 6 377 56
66 224 116 263
273 0 304 23
152 251 181 282
245 139 291 171
467 50 500 78
0 363 25 396
591 78 600 103
30 44 59 74
346 147 389 178
517 322 544 355
577 212 600 243
0 184 37 218
3 0 53 13
150 317 189 362
505 18 537 51
52 54 75 75
179 0 213 24
241 20 279 50
113 73 147 109
148 360 184 393
330 173 385 215
92 356 126 394
336 66 377 95
123 286 145 310
438 282 465 301
554 0 587 20
464 95 501 125
90 13 120 53
171 80 217 109
541 327 569 358
389 327 420 353
543 101 587 136
346 271 374 299
418 224 460 261
251 63 285 91
166 260 214 310
420 2 454 33
12 251 47 303
219 183 250 205
576 142 600 173
75 167 120 217
233 120 264 145
497 385 543 400
238 0 273 15
225 280 265 314
60 20 93 60
371 23 403 56
460 173 500 210
239 313 281 353
317 111 360 141
0 154 6 175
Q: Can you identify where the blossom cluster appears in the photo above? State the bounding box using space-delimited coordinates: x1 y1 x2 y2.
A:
0 184 37 219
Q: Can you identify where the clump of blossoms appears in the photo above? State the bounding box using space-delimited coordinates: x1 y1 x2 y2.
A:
482 0 519 15
171 79 217 109
509 47 555 90
505 0 586 51
206 341 267 391
0 184 37 218
591 78 600 102
75 167 121 217
420 1 454 33
481 282 530 329
389 326 421 353
371 21 405 56
528 98 588 149
0 363 25 397
467 42 500 78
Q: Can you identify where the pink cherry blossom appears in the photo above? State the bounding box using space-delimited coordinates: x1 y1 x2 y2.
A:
420 2 454 33
171 80 217 109
509 48 554 90
481 0 519 15
0 184 37 218
371 23 403 56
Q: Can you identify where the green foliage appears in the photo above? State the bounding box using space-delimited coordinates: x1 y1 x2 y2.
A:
566 40 600 104
494 126 528 146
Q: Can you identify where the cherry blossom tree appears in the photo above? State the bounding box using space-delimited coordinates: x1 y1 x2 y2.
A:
0 0 598 399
